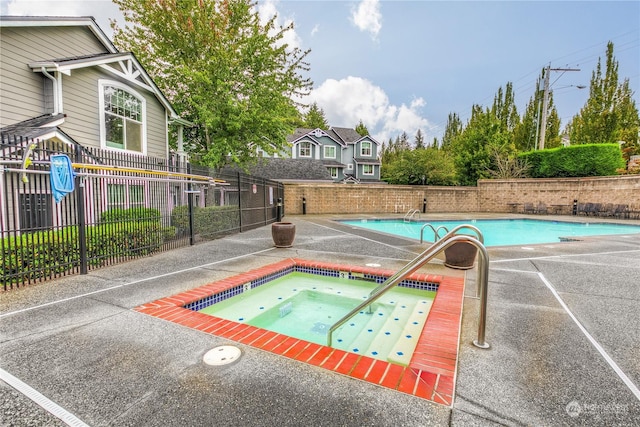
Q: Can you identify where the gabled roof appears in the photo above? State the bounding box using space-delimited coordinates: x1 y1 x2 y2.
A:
29 52 182 121
331 127 362 144
0 16 117 53
3 16 187 124
288 128 345 147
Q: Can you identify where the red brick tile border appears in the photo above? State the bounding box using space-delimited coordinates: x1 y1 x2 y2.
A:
134 258 464 406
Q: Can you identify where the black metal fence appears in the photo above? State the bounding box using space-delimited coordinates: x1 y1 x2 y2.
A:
1 134 284 290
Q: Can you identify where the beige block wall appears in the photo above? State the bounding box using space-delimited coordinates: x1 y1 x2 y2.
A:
283 175 640 214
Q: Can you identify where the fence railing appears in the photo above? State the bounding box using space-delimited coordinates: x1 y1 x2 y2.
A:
1 134 284 290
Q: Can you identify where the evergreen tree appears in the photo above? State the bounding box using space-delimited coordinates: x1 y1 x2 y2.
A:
414 129 425 149
305 102 329 130
398 131 411 150
111 0 312 168
355 119 369 136
441 113 463 151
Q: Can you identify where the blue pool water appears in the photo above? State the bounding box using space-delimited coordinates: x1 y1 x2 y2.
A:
339 219 640 247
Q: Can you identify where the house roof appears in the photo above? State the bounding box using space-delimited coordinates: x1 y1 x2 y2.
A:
353 157 381 165
286 128 315 143
2 16 186 124
0 16 117 54
287 127 380 148
321 160 347 168
0 114 69 141
288 128 347 148
331 127 362 144
29 52 183 122
224 158 333 182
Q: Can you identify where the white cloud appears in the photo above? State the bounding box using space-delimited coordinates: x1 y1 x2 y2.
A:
255 0 302 50
310 24 320 37
350 0 382 40
308 76 431 144
3 0 123 37
5 0 81 15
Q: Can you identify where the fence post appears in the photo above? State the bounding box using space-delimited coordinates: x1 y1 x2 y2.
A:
187 163 195 246
237 172 243 232
75 145 88 274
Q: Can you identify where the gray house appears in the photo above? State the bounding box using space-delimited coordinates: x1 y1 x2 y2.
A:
0 16 190 233
283 127 382 183
0 16 187 156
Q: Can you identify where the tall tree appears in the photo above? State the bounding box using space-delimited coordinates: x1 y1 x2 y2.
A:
111 0 312 168
414 129 425 149
490 82 519 134
441 112 463 151
355 119 369 136
514 72 561 151
305 102 329 130
397 131 411 150
569 42 639 147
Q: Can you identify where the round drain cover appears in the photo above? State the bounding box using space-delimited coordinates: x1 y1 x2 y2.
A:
203 345 242 366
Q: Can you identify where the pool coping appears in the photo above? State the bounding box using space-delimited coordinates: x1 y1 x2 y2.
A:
134 258 465 406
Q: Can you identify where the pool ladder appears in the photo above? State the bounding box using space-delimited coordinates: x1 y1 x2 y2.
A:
420 223 449 243
403 209 421 222
326 225 490 349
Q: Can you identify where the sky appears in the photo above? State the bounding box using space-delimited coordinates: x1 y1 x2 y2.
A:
2 0 639 145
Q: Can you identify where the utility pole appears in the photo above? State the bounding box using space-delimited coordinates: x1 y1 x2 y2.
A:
538 65 580 150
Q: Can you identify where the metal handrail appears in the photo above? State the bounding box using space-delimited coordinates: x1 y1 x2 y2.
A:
326 229 491 349
420 223 450 243
403 209 420 222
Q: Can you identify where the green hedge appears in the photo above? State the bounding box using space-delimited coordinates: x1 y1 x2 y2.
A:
520 144 625 178
171 205 239 237
2 208 174 285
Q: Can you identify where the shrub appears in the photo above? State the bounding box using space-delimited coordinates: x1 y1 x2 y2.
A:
520 144 625 178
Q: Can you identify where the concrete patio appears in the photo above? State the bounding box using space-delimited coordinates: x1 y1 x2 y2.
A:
1 213 639 426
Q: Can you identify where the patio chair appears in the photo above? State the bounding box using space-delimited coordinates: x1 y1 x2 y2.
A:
590 203 603 216
535 203 548 214
601 203 615 217
614 204 629 219
523 203 536 214
583 203 595 216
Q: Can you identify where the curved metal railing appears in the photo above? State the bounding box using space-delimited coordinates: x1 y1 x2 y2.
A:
420 223 450 243
403 209 421 222
326 226 490 349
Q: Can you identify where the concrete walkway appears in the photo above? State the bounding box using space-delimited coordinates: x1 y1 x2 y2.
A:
1 213 639 426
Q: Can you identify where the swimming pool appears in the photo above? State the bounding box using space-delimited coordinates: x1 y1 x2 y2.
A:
135 258 465 405
198 271 436 366
339 218 640 247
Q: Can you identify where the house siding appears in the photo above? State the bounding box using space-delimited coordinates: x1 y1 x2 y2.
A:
60 68 169 157
0 26 108 127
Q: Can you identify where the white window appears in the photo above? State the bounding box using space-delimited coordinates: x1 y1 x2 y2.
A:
328 167 338 179
361 141 372 157
107 183 145 210
323 145 336 159
100 81 146 153
299 141 311 157
363 164 374 175
347 163 353 170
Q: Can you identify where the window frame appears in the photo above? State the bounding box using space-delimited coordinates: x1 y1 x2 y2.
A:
360 141 372 157
99 80 147 154
323 145 336 159
106 181 147 211
363 164 374 175
299 141 312 158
